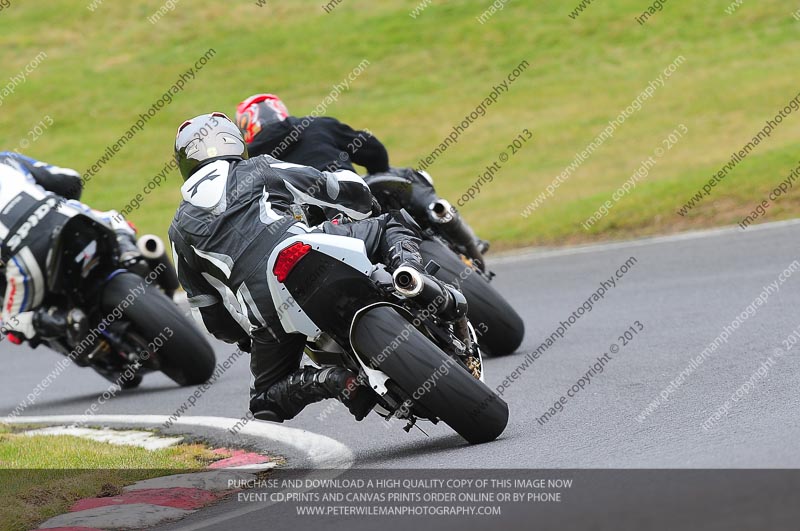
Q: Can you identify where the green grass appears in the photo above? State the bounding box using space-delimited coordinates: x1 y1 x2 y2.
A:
1 1 799 248
0 424 228 531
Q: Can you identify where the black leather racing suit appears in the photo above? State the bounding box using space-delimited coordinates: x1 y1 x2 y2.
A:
243 118 459 242
168 155 425 421
246 116 390 174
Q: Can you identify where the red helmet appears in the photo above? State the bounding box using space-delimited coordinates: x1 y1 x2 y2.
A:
235 94 289 143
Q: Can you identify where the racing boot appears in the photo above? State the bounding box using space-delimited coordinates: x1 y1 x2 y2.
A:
32 307 68 340
65 309 89 347
251 367 377 423
31 307 91 363
32 307 88 343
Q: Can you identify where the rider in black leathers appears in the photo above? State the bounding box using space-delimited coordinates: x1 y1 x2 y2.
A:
234 93 390 175
234 94 488 260
169 113 465 423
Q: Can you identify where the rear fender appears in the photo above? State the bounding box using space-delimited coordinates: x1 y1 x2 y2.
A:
270 233 377 338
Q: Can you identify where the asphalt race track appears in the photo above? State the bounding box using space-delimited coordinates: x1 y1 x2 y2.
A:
4 220 800 529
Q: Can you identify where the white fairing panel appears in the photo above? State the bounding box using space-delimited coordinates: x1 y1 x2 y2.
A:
267 233 373 337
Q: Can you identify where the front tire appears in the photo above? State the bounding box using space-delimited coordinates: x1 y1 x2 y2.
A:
351 305 508 444
101 272 216 386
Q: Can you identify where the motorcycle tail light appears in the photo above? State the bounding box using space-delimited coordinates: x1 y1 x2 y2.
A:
273 242 311 282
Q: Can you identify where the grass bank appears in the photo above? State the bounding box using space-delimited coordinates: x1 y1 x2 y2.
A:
0 1 797 248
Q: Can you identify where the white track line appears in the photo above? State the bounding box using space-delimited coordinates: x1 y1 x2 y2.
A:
492 218 800 264
6 414 354 469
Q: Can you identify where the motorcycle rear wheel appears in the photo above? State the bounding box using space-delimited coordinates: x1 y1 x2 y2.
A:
351 305 508 444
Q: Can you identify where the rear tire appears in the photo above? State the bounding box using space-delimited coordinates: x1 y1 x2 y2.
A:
351 306 508 444
419 239 525 356
101 272 216 386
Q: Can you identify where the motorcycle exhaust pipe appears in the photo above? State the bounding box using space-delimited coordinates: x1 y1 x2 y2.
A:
430 199 463 222
427 200 486 270
392 266 466 320
136 234 180 298
137 234 165 260
393 266 432 298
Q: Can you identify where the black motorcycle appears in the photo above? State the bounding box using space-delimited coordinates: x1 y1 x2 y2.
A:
37 213 215 388
365 168 525 356
268 231 509 444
